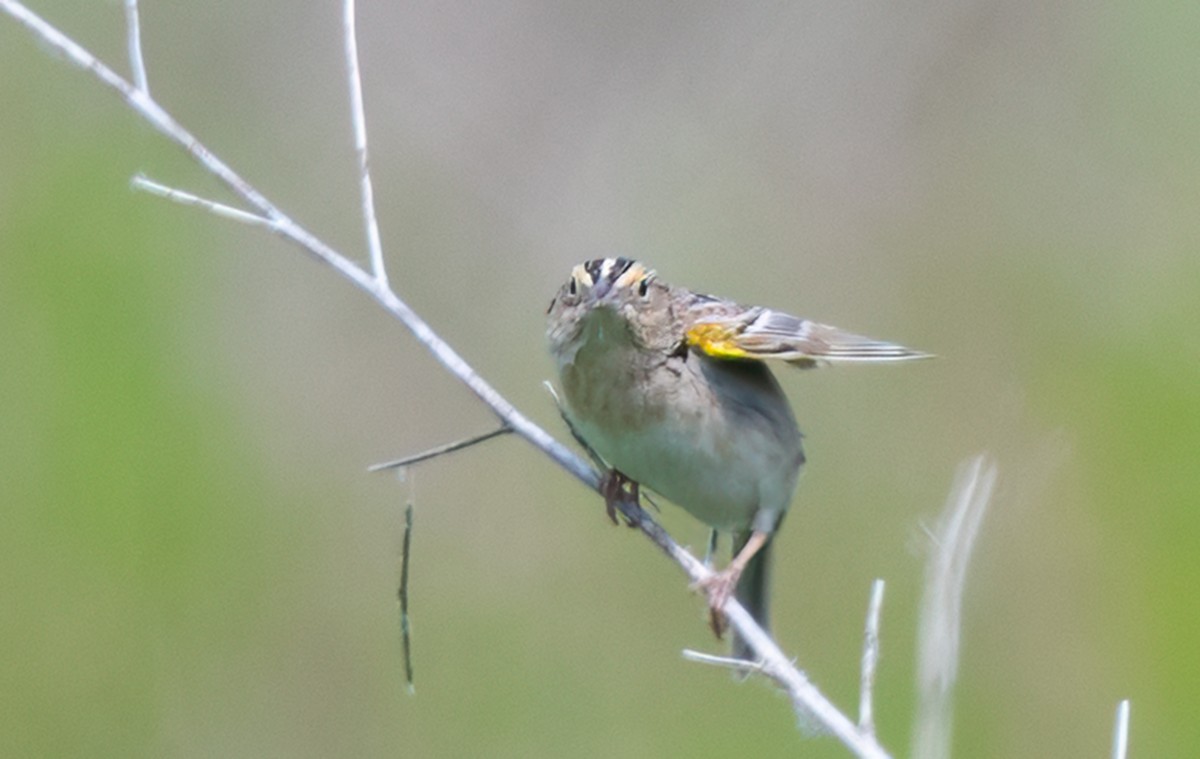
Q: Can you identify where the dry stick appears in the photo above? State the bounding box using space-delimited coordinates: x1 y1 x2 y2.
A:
912 455 996 759
679 649 761 673
123 0 147 93
399 502 415 694
2 4 889 756
342 0 386 287
1112 700 1130 759
368 426 513 472
859 579 885 736
132 176 278 229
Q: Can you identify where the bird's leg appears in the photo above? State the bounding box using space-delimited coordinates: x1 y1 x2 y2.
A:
695 530 770 638
599 469 640 527
704 529 719 568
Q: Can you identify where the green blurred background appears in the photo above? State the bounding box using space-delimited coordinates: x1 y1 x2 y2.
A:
2 2 1197 756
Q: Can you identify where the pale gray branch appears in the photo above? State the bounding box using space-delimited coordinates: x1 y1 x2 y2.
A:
342 0 387 286
859 578 885 736
123 0 147 93
132 175 277 229
1112 699 1130 759
670 536 891 758
912 454 996 759
680 649 762 673
368 426 513 472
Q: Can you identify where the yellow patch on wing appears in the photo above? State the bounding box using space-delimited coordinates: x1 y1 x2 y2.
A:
685 322 750 359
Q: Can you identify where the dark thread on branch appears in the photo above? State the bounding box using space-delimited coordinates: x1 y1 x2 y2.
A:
400 502 414 693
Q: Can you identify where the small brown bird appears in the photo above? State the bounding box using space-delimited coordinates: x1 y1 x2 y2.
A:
547 257 927 659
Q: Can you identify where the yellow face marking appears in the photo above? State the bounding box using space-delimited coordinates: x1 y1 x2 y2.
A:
570 263 594 289
613 261 651 290
685 322 749 359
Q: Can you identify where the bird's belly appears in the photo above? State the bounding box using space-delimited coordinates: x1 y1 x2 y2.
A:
570 397 803 532
559 338 804 531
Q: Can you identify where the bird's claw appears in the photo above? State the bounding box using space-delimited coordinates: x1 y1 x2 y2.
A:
691 567 742 640
599 469 640 527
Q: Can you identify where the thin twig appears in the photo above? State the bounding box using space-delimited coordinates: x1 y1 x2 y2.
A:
1111 699 1130 759
859 578 885 736
132 175 278 229
1 1 338 268
123 0 148 93
912 454 996 759
399 501 415 694
681 648 763 674
368 426 512 472
342 0 387 286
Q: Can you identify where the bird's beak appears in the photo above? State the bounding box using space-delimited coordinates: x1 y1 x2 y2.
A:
589 276 613 301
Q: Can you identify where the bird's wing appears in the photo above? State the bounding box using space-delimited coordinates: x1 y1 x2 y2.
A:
685 306 931 368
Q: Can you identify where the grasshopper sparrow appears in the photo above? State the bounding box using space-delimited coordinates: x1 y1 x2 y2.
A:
547 257 927 659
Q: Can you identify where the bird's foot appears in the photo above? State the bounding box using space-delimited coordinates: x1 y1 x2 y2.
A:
599 469 640 527
692 565 744 640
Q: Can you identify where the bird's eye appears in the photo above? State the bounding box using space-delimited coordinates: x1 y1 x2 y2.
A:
638 278 650 297
568 279 577 295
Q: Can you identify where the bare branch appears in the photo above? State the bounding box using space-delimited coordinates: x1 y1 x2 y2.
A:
123 0 148 93
859 578 885 736
1112 699 1130 759
3 4 897 756
368 426 512 472
613 492 890 758
681 648 763 674
342 0 387 286
912 454 997 759
132 175 277 229
6 0 598 492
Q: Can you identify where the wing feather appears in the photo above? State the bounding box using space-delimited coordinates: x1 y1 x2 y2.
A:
686 305 931 368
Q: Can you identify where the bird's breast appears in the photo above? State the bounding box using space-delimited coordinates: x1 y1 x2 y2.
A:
560 344 804 530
